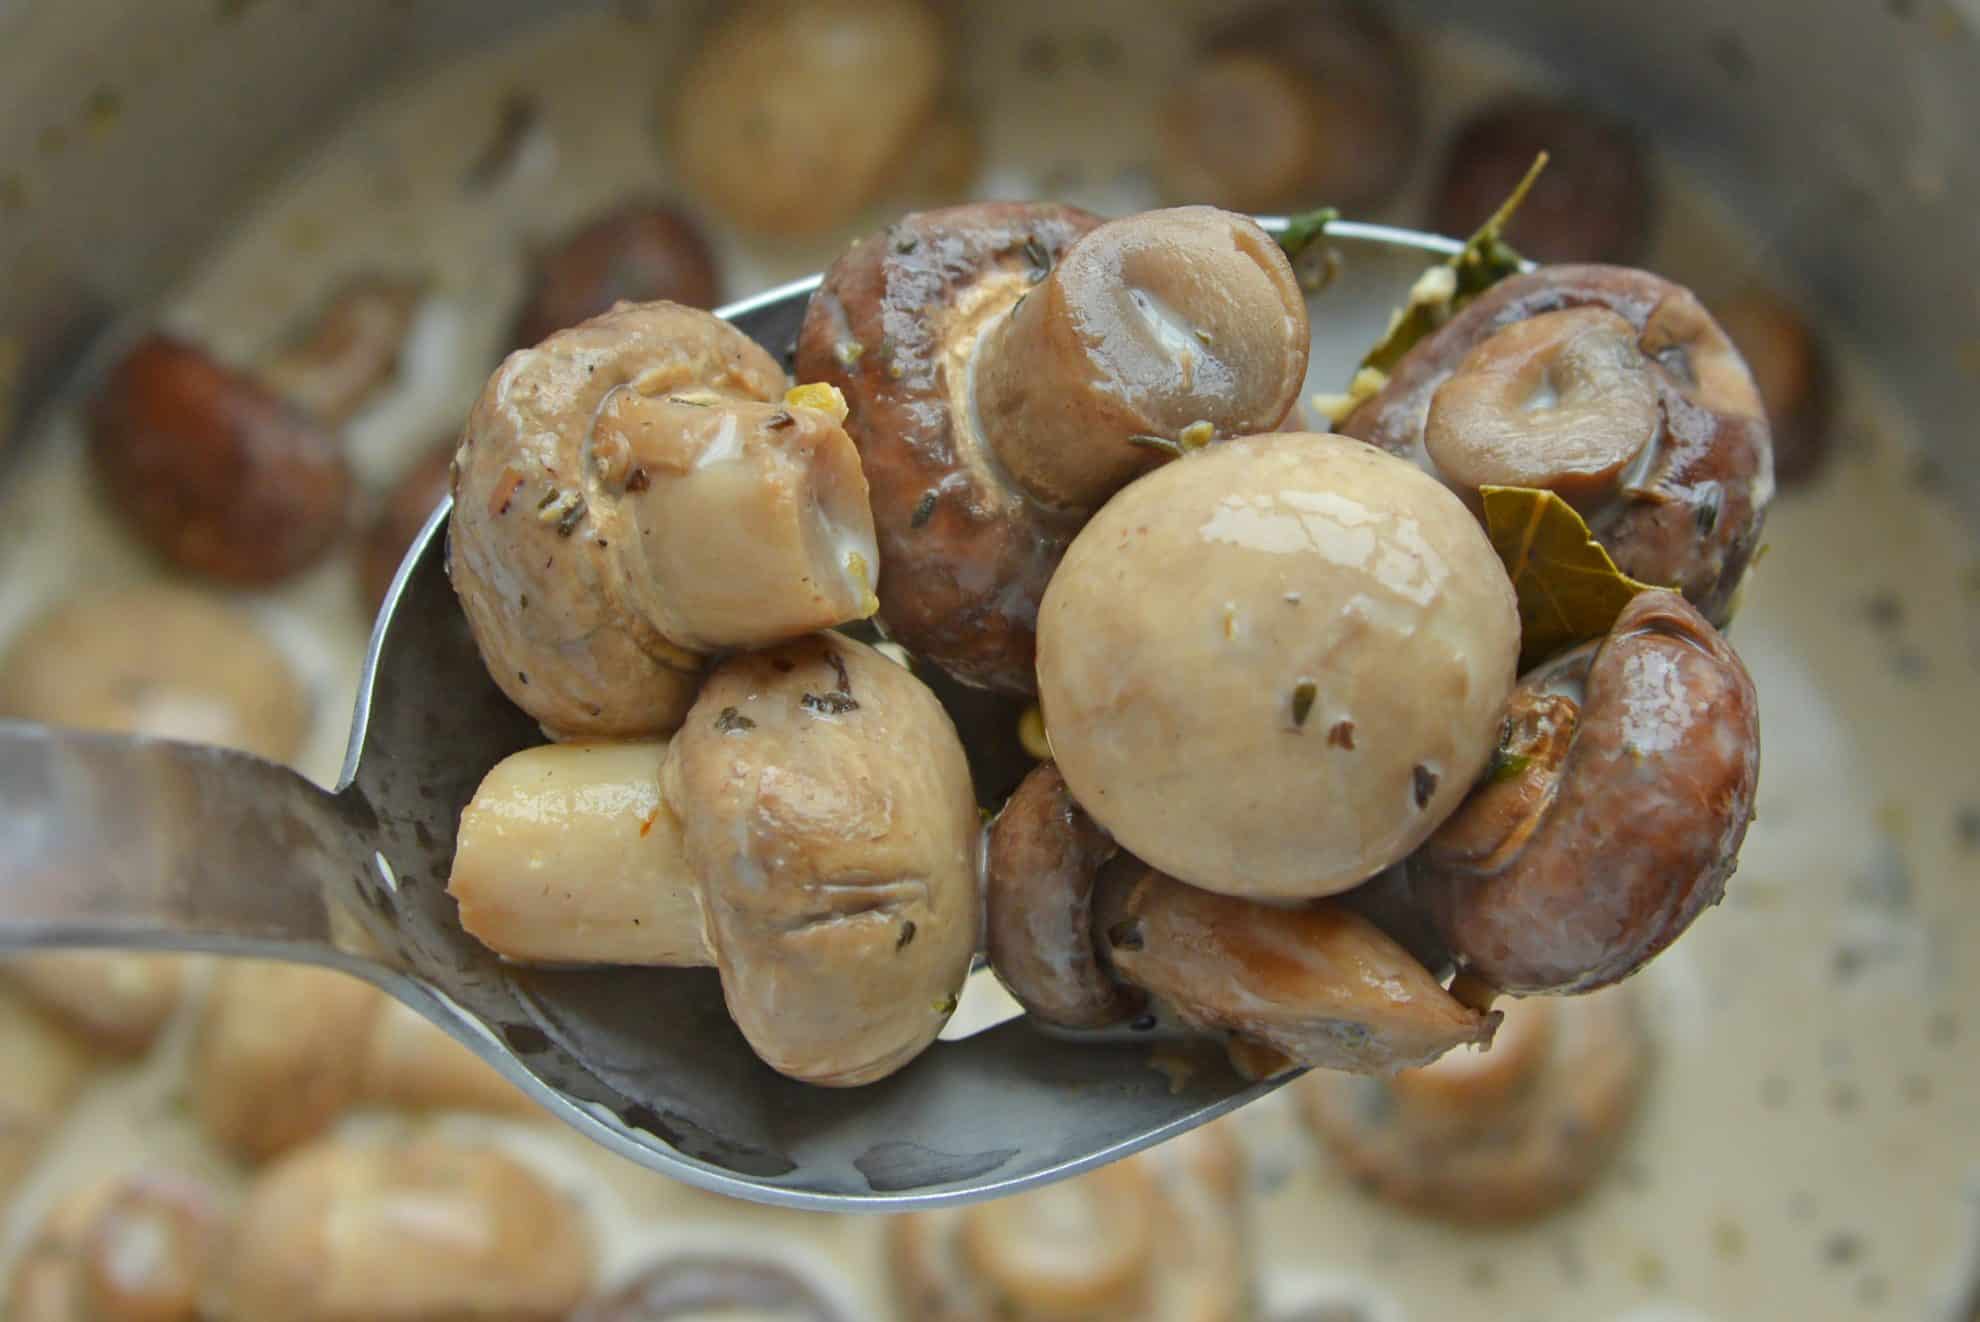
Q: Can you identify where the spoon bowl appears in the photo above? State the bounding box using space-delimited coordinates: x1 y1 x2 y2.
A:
0 218 1465 1211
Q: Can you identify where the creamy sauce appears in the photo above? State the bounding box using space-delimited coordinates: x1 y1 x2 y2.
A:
0 5 1976 1320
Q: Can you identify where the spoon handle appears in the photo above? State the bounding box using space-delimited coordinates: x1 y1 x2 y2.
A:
0 721 376 964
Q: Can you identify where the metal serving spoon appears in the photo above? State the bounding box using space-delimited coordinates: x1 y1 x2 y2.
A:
0 219 1462 1212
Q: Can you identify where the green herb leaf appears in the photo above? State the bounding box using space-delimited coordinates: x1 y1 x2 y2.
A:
1276 207 1340 262
1481 484 1658 671
1357 152 1548 379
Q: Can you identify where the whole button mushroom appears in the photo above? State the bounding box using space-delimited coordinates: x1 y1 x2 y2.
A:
0 586 311 766
1432 96 1653 265
572 1253 850 1322
8 1171 227 1322
213 1137 594 1322
1036 432 1518 899
1298 988 1649 1222
1094 857 1499 1075
511 201 721 348
889 1120 1247 1322
450 633 981 1087
670 0 954 236
89 335 351 585
449 301 878 739
798 203 1309 692
1341 265 1774 626
1408 589 1761 994
1158 1 1419 214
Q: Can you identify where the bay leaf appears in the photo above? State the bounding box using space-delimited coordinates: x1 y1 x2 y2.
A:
1480 484 1658 671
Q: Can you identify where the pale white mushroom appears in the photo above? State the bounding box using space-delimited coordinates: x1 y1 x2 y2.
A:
451 632 981 1087
0 952 184 1056
1036 432 1519 899
8 1171 227 1322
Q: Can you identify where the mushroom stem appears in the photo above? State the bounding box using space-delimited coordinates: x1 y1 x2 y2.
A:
972 206 1308 511
1446 971 1501 1016
449 741 714 968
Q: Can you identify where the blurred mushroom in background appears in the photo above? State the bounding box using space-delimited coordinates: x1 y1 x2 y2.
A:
890 1120 1250 1320
357 436 453 612
8 1170 228 1322
1157 1 1418 215
669 0 972 236
213 1136 594 1321
572 1252 853 1322
1299 988 1650 1222
1431 95 1653 264
1713 286 1836 489
0 953 183 1057
259 275 427 425
510 201 721 347
0 585 311 765
0 987 93 1205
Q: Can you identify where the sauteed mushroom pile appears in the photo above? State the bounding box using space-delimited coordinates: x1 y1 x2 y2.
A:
446 194 1770 1087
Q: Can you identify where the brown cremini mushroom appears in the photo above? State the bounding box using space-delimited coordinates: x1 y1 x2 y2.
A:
357 438 454 612
1036 433 1518 899
670 0 954 236
0 586 311 765
8 1171 228 1322
1432 96 1653 265
450 633 981 1087
1341 265 1773 625
1158 1 1418 214
1094 858 1499 1074
0 953 184 1056
1714 286 1835 489
985 761 1137 1028
449 301 877 738
572 1254 850 1322
0 987 92 1203
798 203 1309 692
512 201 721 348
89 335 351 585
889 1120 1247 1322
1407 588 1760 994
1299 988 1650 1222
259 275 426 424
213 1138 594 1322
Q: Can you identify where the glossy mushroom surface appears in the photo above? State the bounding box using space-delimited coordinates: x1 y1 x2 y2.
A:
88 335 350 585
449 300 876 738
1409 588 1760 994
985 761 1137 1028
889 1120 1247 1321
798 202 1307 693
1299 989 1649 1222
1094 858 1499 1075
1036 433 1518 898
1341 264 1773 625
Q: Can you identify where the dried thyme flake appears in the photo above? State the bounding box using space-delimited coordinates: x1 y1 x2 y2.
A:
800 691 860 716
1290 680 1318 728
1022 234 1052 281
910 490 939 528
555 497 589 537
714 706 756 734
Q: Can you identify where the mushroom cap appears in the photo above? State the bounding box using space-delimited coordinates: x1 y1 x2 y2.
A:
217 1138 593 1322
1714 287 1833 488
662 633 980 1087
1094 859 1498 1075
0 586 310 765
671 0 948 237
797 202 1101 693
512 201 720 347
8 1171 225 1322
449 301 786 738
888 1120 1245 1322
1412 588 1761 994
984 761 1137 1028
88 335 351 586
1342 265 1773 626
1037 433 1519 898
1299 988 1650 1222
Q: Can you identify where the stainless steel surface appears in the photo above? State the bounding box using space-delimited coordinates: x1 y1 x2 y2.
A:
0 224 1453 1211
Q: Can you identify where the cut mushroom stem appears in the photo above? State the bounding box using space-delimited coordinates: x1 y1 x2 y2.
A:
1411 588 1761 994
1093 857 1499 1075
974 206 1308 511
452 632 982 1087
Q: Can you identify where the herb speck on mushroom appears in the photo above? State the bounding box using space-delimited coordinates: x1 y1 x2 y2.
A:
714 706 755 734
1413 765 1440 809
1290 680 1318 729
